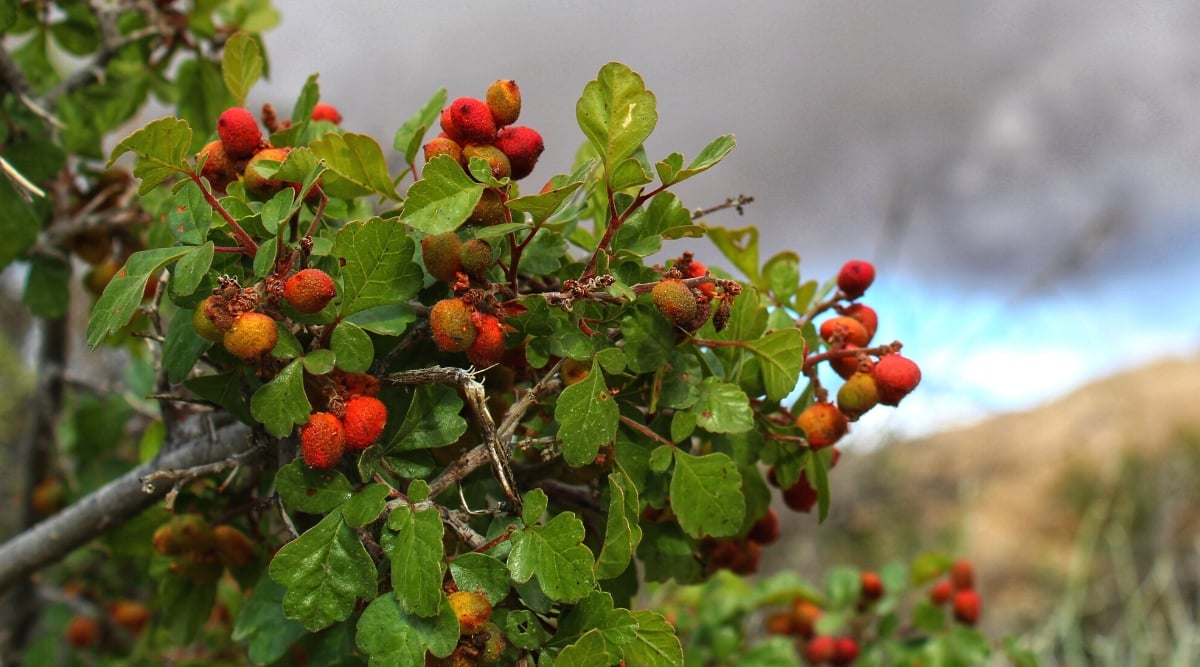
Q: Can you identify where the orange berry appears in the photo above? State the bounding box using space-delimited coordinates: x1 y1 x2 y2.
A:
311 102 342 124
300 412 346 469
65 616 100 648
424 135 464 165
841 303 878 341
109 599 150 635
213 524 255 567
343 395 387 451
283 268 337 314
485 79 521 127
448 590 492 635
430 298 476 353
223 312 279 359
466 312 505 367
873 354 921 406
192 297 225 342
795 401 848 449
243 146 292 199
198 139 237 193
651 279 697 329
462 143 511 180
819 315 871 347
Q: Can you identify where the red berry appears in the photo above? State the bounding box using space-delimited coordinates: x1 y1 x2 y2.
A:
311 102 342 124
951 558 974 590
930 579 953 605
820 316 871 347
841 303 878 341
747 507 781 545
448 97 497 144
300 412 345 469
466 312 506 367
805 635 836 664
283 268 337 314
216 107 263 159
952 588 981 625
430 298 477 353
860 570 884 602
66 616 100 649
343 395 387 451
493 126 544 180
837 260 875 298
832 637 860 666
830 343 872 380
782 475 818 513
872 354 921 406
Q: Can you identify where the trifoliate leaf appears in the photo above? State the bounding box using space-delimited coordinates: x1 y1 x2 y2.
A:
249 359 311 438
670 449 744 538
268 510 377 632
385 504 445 617
334 217 422 318
401 155 484 234
107 116 192 194
508 512 596 602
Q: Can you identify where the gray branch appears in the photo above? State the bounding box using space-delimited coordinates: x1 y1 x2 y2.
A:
0 422 253 594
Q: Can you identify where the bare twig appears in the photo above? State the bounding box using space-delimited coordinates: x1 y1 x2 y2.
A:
691 194 755 220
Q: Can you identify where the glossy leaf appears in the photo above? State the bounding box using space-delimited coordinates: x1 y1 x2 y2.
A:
356 594 459 666
222 31 263 105
276 459 354 515
334 217 422 318
595 471 641 580
85 246 194 348
622 610 684 667
401 155 484 234
449 553 510 605
745 329 807 401
330 321 373 373
655 134 736 186
386 504 445 617
309 131 399 199
690 378 754 434
268 510 378 632
393 87 447 163
249 359 311 438
387 384 467 452
231 573 308 665
508 512 596 602
576 62 658 172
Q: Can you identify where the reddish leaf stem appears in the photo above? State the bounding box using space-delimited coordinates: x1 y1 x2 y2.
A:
190 173 258 256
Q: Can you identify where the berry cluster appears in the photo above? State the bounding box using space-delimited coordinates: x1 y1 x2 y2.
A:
300 386 389 470
425 80 545 184
698 506 781 576
765 589 871 666
651 252 739 333
151 515 255 585
929 558 982 626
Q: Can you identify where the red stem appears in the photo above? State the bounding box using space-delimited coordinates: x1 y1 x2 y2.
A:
190 173 258 256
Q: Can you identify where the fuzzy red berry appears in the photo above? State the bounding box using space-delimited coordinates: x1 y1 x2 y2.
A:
448 97 497 145
951 558 974 590
197 140 237 193
872 354 921 406
837 259 875 298
343 395 387 451
805 635 836 664
311 102 343 124
782 475 818 513
795 401 848 449
952 588 981 625
216 107 263 159
466 312 506 367
424 135 464 165
284 268 337 314
300 412 346 469
493 125 544 180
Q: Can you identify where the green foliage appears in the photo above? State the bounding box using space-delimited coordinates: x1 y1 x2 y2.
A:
0 4 954 664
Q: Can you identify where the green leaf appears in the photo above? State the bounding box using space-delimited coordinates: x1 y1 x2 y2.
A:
506 179 583 222
637 522 700 584
595 472 641 579
449 553 510 605
0 179 39 271
400 155 484 234
739 636 804 667
555 591 637 653
654 134 736 186
249 359 311 438
576 62 658 172
165 180 212 245
22 255 69 319
704 225 760 282
346 303 416 336
356 594 459 666
276 459 354 514
163 307 211 384
170 241 214 298
385 505 445 617
310 132 400 199
343 484 390 527
260 187 295 236
622 610 684 667
508 512 596 602
268 510 378 632
232 573 309 665
670 450 744 538
330 321 373 373
556 630 614 667
745 329 807 401
522 488 549 526
334 217 422 318
303 349 336 375
85 246 194 348
107 117 192 195
387 384 467 452
691 378 754 434
222 32 263 104
555 359 619 467
290 74 320 125
393 88 447 163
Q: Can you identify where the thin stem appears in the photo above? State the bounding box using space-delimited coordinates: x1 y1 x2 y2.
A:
802 342 901 372
618 415 674 449
190 173 258 256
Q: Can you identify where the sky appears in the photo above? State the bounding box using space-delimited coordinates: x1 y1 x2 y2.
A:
253 1 1200 440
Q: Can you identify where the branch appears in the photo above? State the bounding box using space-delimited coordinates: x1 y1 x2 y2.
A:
0 421 253 594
